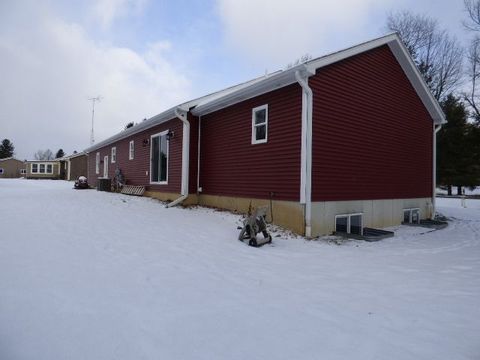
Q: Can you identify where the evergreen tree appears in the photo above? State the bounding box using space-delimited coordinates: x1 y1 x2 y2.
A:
0 139 15 159
55 149 65 158
437 94 480 194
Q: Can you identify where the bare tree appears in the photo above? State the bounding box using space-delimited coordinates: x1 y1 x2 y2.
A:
464 0 480 31
463 1 480 120
386 10 463 101
34 149 54 160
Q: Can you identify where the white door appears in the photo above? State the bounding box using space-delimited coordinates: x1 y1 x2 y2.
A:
103 155 109 177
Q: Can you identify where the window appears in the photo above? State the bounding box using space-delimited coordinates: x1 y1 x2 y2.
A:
335 213 363 235
30 163 54 174
252 104 268 144
20 169 26 175
150 131 169 184
95 152 100 174
111 147 116 163
129 140 134 160
403 208 420 224
0 168 3 174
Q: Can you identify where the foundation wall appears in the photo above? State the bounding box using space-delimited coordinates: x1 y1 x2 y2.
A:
311 197 433 236
198 194 305 235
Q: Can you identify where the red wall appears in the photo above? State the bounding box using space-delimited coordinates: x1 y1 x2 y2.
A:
310 45 433 201
87 118 184 193
199 84 303 201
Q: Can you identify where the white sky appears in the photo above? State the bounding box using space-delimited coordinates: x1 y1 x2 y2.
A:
0 0 468 159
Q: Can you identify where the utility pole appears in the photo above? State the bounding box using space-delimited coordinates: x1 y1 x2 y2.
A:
88 96 102 145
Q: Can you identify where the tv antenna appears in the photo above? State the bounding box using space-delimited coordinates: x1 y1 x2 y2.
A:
88 96 102 145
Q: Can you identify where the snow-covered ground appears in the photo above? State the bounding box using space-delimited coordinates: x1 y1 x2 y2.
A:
0 179 479 360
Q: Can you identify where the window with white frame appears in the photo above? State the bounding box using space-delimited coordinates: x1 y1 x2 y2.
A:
20 169 26 175
252 104 268 144
150 131 168 184
335 213 363 235
95 152 100 174
31 163 53 174
111 147 116 163
0 168 3 174
403 208 420 224
129 140 134 160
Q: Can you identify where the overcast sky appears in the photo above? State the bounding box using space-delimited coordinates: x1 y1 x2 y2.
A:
0 0 468 159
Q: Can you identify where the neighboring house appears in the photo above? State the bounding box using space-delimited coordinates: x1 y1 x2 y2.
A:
60 152 88 180
85 33 445 237
25 160 62 179
0 157 25 178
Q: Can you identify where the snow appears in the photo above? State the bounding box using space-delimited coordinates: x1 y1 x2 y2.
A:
0 179 479 360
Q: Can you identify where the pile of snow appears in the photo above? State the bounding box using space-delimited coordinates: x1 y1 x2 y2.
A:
0 179 479 360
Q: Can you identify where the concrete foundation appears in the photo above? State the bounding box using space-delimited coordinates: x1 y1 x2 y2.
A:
311 197 433 236
141 190 432 238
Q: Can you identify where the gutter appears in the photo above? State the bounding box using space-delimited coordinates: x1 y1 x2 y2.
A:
295 70 313 238
166 107 190 208
431 124 443 219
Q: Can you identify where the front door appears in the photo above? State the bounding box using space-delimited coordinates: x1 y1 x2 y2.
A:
103 155 108 178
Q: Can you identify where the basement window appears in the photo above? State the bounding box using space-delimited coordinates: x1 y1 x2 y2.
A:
403 208 420 224
111 147 116 163
335 213 363 235
252 104 268 144
129 140 134 160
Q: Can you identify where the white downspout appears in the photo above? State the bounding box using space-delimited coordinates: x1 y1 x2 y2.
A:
431 123 442 219
167 108 190 208
295 70 313 237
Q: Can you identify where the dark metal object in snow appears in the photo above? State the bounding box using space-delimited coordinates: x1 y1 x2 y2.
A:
97 178 111 192
334 227 395 242
238 206 272 247
402 219 448 230
74 176 89 189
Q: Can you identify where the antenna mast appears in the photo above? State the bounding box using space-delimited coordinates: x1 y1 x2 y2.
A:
88 96 102 145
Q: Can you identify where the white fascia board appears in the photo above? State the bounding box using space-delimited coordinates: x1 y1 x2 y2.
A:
306 32 446 125
192 65 314 116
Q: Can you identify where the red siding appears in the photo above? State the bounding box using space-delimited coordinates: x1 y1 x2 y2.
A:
311 45 433 201
200 84 303 201
87 118 183 193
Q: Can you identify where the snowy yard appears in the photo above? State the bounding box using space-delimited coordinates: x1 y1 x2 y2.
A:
0 179 479 360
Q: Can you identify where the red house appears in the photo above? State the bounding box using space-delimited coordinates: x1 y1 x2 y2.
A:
85 33 445 237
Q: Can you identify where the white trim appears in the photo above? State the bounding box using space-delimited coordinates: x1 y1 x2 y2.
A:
30 162 54 174
95 152 100 174
111 147 116 163
129 140 134 160
335 213 364 235
103 156 109 178
251 104 268 144
149 130 169 185
67 159 71 181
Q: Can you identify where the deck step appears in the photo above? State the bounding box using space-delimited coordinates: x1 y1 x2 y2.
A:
121 185 145 196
